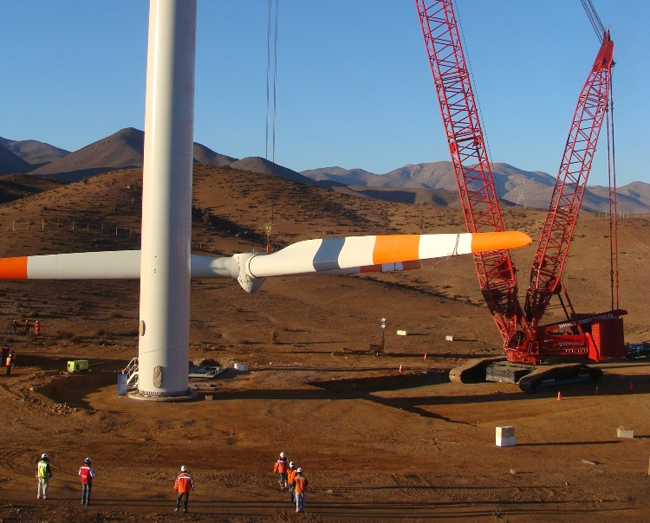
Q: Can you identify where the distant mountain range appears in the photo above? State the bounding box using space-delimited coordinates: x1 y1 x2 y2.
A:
1 127 648 213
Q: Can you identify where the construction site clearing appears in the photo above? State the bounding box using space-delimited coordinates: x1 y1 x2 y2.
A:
1 265 650 523
0 158 648 522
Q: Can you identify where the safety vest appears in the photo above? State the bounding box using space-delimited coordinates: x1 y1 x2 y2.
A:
79 465 94 483
174 472 194 493
274 459 288 474
287 468 297 485
294 475 308 494
37 460 50 479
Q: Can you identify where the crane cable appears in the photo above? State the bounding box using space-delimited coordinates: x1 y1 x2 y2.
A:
580 0 619 309
606 76 619 310
580 0 606 40
264 0 279 254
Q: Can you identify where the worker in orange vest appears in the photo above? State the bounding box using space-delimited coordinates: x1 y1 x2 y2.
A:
34 321 40 338
294 467 308 513
5 350 15 376
273 452 289 489
1 345 9 367
173 465 195 513
287 461 297 503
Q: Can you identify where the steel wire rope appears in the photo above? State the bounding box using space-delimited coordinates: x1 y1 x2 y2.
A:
264 0 279 252
606 74 620 309
580 0 606 40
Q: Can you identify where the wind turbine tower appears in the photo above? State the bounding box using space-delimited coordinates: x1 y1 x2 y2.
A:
132 0 197 400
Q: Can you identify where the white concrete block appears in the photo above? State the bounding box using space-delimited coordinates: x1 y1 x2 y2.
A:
496 426 516 447
617 426 634 439
496 436 516 447
396 330 408 336
445 335 455 341
496 426 515 438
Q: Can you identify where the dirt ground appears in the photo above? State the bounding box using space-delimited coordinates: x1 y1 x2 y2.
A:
1 277 650 523
0 166 649 522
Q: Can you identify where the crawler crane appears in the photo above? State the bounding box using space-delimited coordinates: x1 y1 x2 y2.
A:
415 0 624 390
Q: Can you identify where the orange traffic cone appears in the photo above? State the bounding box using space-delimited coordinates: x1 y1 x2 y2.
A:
557 391 562 401
423 352 428 360
398 365 403 373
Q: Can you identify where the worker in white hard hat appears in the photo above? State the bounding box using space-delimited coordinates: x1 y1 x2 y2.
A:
173 465 195 513
293 467 308 513
287 461 297 504
36 453 52 499
273 452 289 489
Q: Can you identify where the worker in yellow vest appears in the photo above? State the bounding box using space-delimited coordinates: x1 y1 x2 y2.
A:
36 453 52 499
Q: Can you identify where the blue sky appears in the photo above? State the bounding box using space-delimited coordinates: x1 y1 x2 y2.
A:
1 1 647 187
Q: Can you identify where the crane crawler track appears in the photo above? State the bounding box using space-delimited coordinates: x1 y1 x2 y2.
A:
516 363 603 393
449 357 506 384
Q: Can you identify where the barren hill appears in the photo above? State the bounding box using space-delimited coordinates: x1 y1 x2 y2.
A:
228 156 319 187
0 144 31 175
193 142 237 166
0 174 66 205
302 162 650 213
0 137 69 169
29 127 146 182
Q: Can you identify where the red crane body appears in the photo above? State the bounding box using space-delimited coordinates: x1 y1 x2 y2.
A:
415 0 624 366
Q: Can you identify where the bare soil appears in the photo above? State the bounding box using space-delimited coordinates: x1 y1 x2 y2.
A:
0 166 649 522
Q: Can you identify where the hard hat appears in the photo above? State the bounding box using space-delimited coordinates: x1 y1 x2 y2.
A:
297 468 302 473
289 461 295 467
85 457 91 464
181 465 187 472
41 453 48 459
279 452 286 458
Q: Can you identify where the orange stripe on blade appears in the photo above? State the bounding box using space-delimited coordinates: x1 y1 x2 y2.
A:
470 231 532 253
373 235 420 265
0 257 28 279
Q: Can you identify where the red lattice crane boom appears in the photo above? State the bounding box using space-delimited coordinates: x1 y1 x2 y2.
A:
524 31 614 323
415 0 624 371
414 0 525 344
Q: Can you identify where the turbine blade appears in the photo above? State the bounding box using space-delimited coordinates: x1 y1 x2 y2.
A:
245 231 530 278
0 251 142 280
0 231 530 282
0 251 237 280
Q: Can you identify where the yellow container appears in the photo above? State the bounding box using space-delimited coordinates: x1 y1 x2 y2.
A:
67 360 89 373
